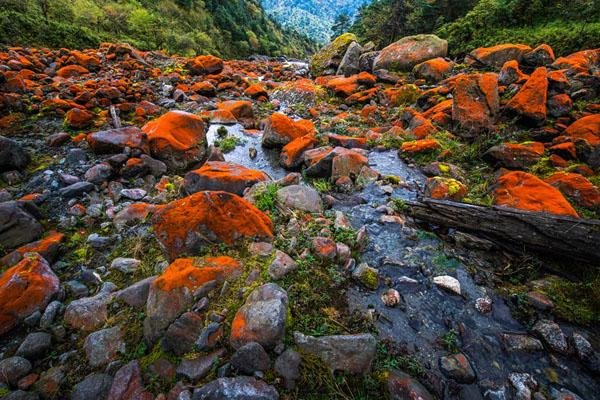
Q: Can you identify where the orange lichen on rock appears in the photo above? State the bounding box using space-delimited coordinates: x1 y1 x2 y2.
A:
1 231 64 267
413 57 453 82
280 135 318 168
153 256 242 292
452 73 499 133
544 172 600 209
188 55 224 75
401 139 441 154
216 100 254 120
65 108 94 129
467 44 532 67
552 49 600 74
0 253 60 336
505 67 548 125
87 126 150 154
325 72 376 97
182 161 269 195
152 191 273 260
425 177 468 201
262 112 315 148
562 114 600 146
244 83 268 99
56 65 89 78
494 171 578 217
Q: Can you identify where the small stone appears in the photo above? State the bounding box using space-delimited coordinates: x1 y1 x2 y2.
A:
312 236 337 260
16 332 52 360
531 319 568 354
162 312 204 356
509 372 538 400
475 297 492 314
352 263 379 290
386 370 433 400
526 291 554 311
277 185 323 213
433 275 461 295
120 188 147 200
230 342 270 375
71 373 113 400
83 326 125 368
248 242 273 257
196 322 223 351
0 357 32 385
177 349 225 381
439 353 476 383
501 334 544 352
268 250 298 279
110 257 142 274
381 289 400 307
275 349 301 390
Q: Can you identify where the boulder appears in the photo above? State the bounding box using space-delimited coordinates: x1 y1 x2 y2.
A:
337 41 362 76
505 67 548 125
87 126 149 155
189 55 224 75
293 332 376 374
0 254 59 336
310 33 357 76
562 114 600 146
162 311 205 356
274 349 301 390
230 283 288 349
144 257 242 343
0 356 31 386
262 113 315 148
183 161 270 196
466 43 532 67
16 332 52 360
276 185 323 214
230 342 271 375
494 171 578 217
152 191 273 260
544 172 600 209
0 201 43 249
280 135 318 169
64 285 115 331
373 34 448 71
452 73 499 134
142 110 207 171
65 108 94 129
216 101 255 128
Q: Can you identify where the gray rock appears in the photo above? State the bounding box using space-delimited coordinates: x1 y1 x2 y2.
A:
177 349 225 381
115 276 155 308
162 312 204 356
66 148 88 165
65 280 89 298
509 372 538 400
274 349 301 390
59 182 95 198
337 42 362 76
359 51 379 72
277 185 322 214
110 257 141 274
84 163 113 184
0 136 29 172
268 250 297 280
231 342 270 375
386 370 433 400
0 356 32 385
192 376 279 400
230 284 288 350
531 319 568 354
501 333 544 352
64 289 114 331
0 201 43 248
71 373 113 400
3 391 39 400
83 326 125 368
196 322 223 351
439 353 476 383
106 360 152 400
40 301 63 329
16 332 52 360
293 332 376 374
120 189 147 200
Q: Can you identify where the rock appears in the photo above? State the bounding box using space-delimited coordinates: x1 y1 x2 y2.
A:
196 322 224 351
352 262 379 290
523 44 555 66
508 372 537 400
64 287 114 331
34 366 64 399
544 172 600 210
192 376 279 400
245 83 268 99
452 73 499 134
1 231 65 267
310 33 357 76
144 257 241 343
381 289 400 307
276 185 322 213
570 332 598 370
531 319 568 354
84 162 113 184
40 300 63 329
120 189 146 200
483 142 545 169
65 108 94 129
152 192 272 261
467 43 532 67
141 110 208 171
401 139 441 154
547 93 572 118
312 237 337 260
230 342 270 375
0 136 29 172
526 291 554 311
189 55 224 75
176 350 225 381
262 113 315 148
110 257 141 274
3 390 40 400
562 114 600 146
337 42 362 76
87 126 149 154
425 177 468 201
107 360 152 400
433 275 461 295
413 57 453 82
274 349 301 390
59 182 95 198
115 276 155 308
374 34 448 71
294 332 376 374
501 333 544 352
280 135 318 169
0 201 43 249
0 357 32 385
439 353 476 383
216 101 255 127
268 250 298 279
162 311 204 356
494 171 578 217
548 387 584 400
83 326 125 368
183 161 269 196
16 332 52 360
386 370 433 400
498 60 528 86
71 373 113 400
230 283 288 349
0 254 59 336
506 67 548 125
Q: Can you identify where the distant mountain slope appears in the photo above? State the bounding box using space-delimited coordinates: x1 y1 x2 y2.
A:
0 0 316 58
262 0 371 43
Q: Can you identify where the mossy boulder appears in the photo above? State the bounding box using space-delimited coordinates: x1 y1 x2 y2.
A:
374 34 448 72
310 33 358 77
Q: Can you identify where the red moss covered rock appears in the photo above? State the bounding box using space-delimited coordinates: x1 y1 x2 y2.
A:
325 72 376 97
494 171 578 217
413 57 453 82
152 191 273 260
65 108 94 129
142 110 207 170
188 55 224 75
56 65 89 78
400 139 441 154
467 44 532 68
244 83 268 99
498 60 528 86
0 254 59 336
552 49 600 74
373 34 448 71
216 100 255 127
452 73 499 134
425 177 468 201
1 231 64 267
87 126 149 154
483 142 545 169
262 112 315 148
563 114 600 146
182 161 270 196
280 135 317 169
505 67 548 125
544 172 600 209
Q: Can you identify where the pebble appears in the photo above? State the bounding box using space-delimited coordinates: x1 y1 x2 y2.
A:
433 275 461 296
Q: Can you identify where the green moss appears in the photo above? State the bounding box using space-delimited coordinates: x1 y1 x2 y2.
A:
546 275 600 326
440 329 459 353
214 135 243 153
311 178 332 193
358 266 379 290
253 182 281 213
0 387 10 398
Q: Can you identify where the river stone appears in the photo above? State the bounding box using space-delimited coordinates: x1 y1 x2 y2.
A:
531 319 568 354
277 185 323 213
71 373 113 400
192 376 279 400
230 283 288 349
16 332 52 360
268 250 298 279
0 356 32 385
83 326 125 368
230 342 270 375
293 332 376 374
274 349 301 390
387 370 433 400
0 201 43 249
439 353 476 383
433 275 461 295
0 136 29 172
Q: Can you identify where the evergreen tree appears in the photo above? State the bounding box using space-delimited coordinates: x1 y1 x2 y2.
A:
331 12 352 39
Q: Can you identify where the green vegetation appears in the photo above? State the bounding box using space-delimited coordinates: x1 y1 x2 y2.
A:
351 0 600 56
213 135 243 153
0 0 316 58
253 182 281 213
440 329 459 353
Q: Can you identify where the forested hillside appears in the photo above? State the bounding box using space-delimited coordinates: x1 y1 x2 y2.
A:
262 0 370 43
351 0 600 56
0 0 317 58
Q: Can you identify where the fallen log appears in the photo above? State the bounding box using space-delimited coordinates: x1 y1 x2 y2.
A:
405 198 600 263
